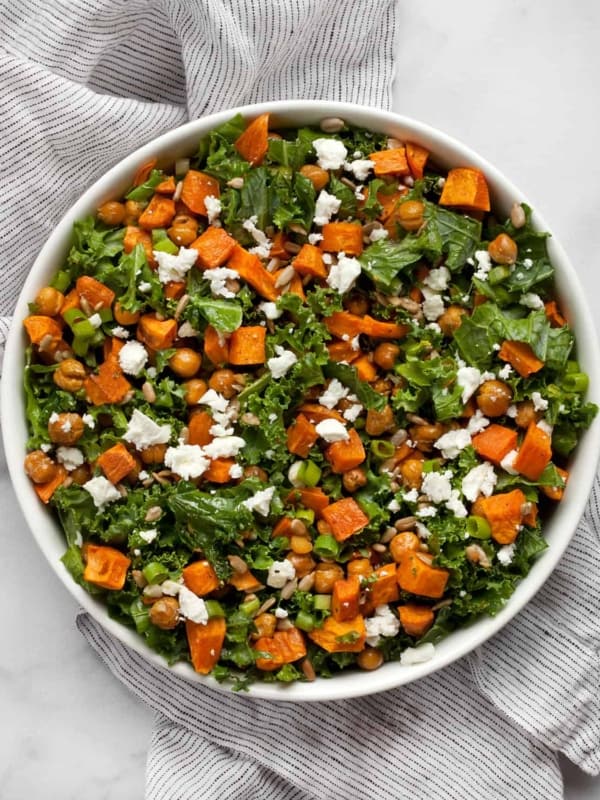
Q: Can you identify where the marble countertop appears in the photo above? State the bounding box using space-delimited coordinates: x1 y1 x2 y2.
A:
2 1 600 797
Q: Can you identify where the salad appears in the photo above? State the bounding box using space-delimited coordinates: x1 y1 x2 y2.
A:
22 113 596 688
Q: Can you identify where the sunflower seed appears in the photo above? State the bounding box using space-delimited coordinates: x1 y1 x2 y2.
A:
394 516 417 531
320 117 345 134
142 382 156 403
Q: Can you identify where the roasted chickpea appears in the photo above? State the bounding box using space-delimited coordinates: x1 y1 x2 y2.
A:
70 463 92 485
35 286 64 317
24 450 58 484
252 612 277 639
113 301 140 326
515 399 538 428
371 378 393 395
97 200 126 227
314 563 345 594
397 200 424 232
316 519 332 536
169 347 202 378
286 553 316 578
243 465 268 481
373 342 400 371
488 233 518 265
290 535 313 555
342 467 368 493
365 405 395 436
346 557 373 580
140 443 168 465
408 422 444 443
149 596 180 630
398 457 424 490
123 199 144 224
53 358 86 392
389 531 420 563
167 214 199 247
208 368 239 399
438 305 467 337
48 413 84 445
476 380 513 417
357 647 384 671
344 292 369 316
183 378 208 405
299 164 330 192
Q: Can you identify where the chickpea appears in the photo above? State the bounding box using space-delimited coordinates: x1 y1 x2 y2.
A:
286 553 315 578
488 233 518 265
97 200 126 227
347 558 373 580
183 378 208 405
398 458 424 490
342 467 368 493
373 342 400 371
290 535 313 555
114 301 140 326
397 200 425 232
53 358 86 392
476 380 513 418
299 164 329 192
168 214 199 247
371 378 392 395
438 305 467 337
70 463 92 485
252 612 277 639
169 347 202 378
149 597 180 630
243 465 268 481
365 404 395 436
123 199 144 224
48 413 84 445
24 450 58 484
35 286 64 317
314 563 345 594
316 519 332 536
515 400 538 429
389 531 420 563
357 647 384 671
344 293 369 316
140 443 168 465
208 369 239 399
408 422 444 444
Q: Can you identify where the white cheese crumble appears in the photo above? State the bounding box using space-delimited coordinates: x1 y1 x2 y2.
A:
537 420 553 437
88 313 103 329
266 559 296 588
327 253 362 294
403 488 419 504
462 462 497 502
319 378 349 409
313 190 342 226
49 412 59 424
242 486 276 516
497 363 513 380
506 404 518 418
243 215 272 259
313 137 348 170
473 249 493 281
40 443 52 453
416 505 437 518
466 410 490 435
198 389 229 413
415 521 432 539
123 409 171 450
178 586 209 624
343 403 363 422
315 418 349 442
83 476 122 509
203 436 246 459
345 158 375 181
164 444 209 480
308 232 323 245
423 266 451 292
138 470 149 481
203 195 222 225
258 301 282 320
365 604 401 647
387 499 401 512
369 227 388 242
497 542 517 566
82 413 96 429
138 281 152 292
531 391 549 411
202 266 240 298
154 247 197 284
500 449 518 475
421 470 454 505
434 428 471 459
457 366 482 403
421 287 445 321
177 321 198 338
267 345 298 379
400 643 436 666
111 325 130 339
520 292 544 310
118 340 148 376
139 528 158 544
274 607 288 619
56 446 84 471
229 463 244 479
446 490 468 518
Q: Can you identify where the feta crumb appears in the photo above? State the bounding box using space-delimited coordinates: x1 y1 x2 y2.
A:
178 586 209 624
229 463 244 479
520 292 544 310
343 403 363 422
319 378 349 409
415 521 432 539
327 253 362 294
164 444 209 480
139 528 158 544
154 247 197 284
138 470 149 481
83 476 122 510
313 137 348 170
354 185 365 201
118 340 148 376
322 252 333 265
416 505 437 518
177 321 198 339
434 429 471 459
506 404 518 418
267 345 298 379
446 489 468 518
473 249 492 281
497 363 513 380
274 607 288 619
462 462 497 502
499 449 518 476
404 488 419 504
421 470 453 504
203 266 240 298
497 542 516 566
203 436 246 459
40 443 52 453
266 559 296 588
123 409 171 450
401 643 436 665
423 266 450 292
198 389 229 413
531 391 549 412
56 446 84 472
466 410 490 435
369 227 388 242
365 604 400 647
209 422 234 438
537 419 553 437
88 313 103 329
160 579 182 597
457 365 482 403
314 190 342 226
49 412 60 424
258 301 282 320
242 486 276 516
82 413 96 429
426 322 442 334
345 158 375 181
387 499 401 512
203 195 222 225
146 367 157 378
315 418 349 442
138 281 152 292
308 232 323 245
243 216 272 259
111 325 130 339
421 287 445 321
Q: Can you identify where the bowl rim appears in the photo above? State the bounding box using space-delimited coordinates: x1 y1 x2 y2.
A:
3 98 600 702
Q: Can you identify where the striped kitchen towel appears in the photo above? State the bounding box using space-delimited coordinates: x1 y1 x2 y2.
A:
2 1 600 798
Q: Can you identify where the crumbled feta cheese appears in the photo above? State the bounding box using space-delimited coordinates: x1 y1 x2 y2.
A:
499 449 518 475
160 579 182 597
198 389 229 413
88 313 103 329
400 643 436 666
467 410 490 435
322 253 334 265
506 404 518 418
308 232 323 245
154 247 197 284
203 194 222 225
345 158 375 181
258 301 282 320
446 489 468 518
177 321 198 339
343 403 363 422
313 137 348 170
56 446 84 471
404 488 419 503
267 345 298 379
531 391 548 411
123 409 171 450
202 266 240 298
40 443 52 453
315 418 349 442
369 227 388 242
164 444 209 480
327 253 362 294
139 528 158 544
229 463 244 479
415 521 432 539
423 266 450 292
537 420 553 437
523 258 534 268
138 281 152 292
387 499 401 512
203 436 246 459
497 363 513 380
365 605 401 647
319 378 349 409
83 476 122 510
111 325 130 339
421 287 445 321
426 322 442 334
497 542 516 566
457 366 482 403
209 422 234 438
274 607 288 619
49 412 60 424
82 413 96 429
416 505 437 518
354 185 365 201
473 249 492 281
434 429 471 459
266 559 296 588
462 462 497 502
242 216 272 259
118 340 148 376
138 470 149 481
313 190 342 226
421 470 453 504
178 586 209 624
146 367 157 379
520 292 544 310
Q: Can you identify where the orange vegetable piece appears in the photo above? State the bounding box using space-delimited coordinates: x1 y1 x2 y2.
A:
228 325 266 365
60 288 80 319
33 464 67 504
544 301 566 328
190 226 237 269
286 413 319 458
308 615 366 653
368 147 410 177
375 187 407 222
227 244 278 301
163 281 187 300
476 489 527 544
396 552 450 599
321 496 369 542
472 424 518 466
362 563 399 614
186 617 226 675
352 354 378 382
83 544 131 591
298 403 346 424
270 231 288 259
332 575 361 622
346 558 373 581
182 560 220 596
542 467 568 502
123 226 155 265
398 604 434 637
361 315 408 339
272 517 295 538
84 359 132 406
138 194 176 229
132 158 157 186
405 142 429 180
321 222 364 256
325 428 366 474
188 411 214 447
254 626 307 671
498 340 544 378
513 422 552 481
97 443 136 484
286 272 306 302
327 340 360 363
76 276 116 311
439 167 491 212
137 314 177 350
234 113 270 166
323 311 364 339
23 315 62 345
181 170 220 216
203 324 230 366
286 486 330 516
155 175 176 194
205 457 236 483
229 570 263 592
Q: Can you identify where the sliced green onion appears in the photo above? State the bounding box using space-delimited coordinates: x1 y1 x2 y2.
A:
562 372 588 393
288 461 305 488
313 534 340 559
404 341 428 359
313 594 332 611
301 460 321 487
51 270 71 293
72 318 97 339
240 597 260 617
371 439 395 459
130 598 150 634
72 336 91 357
466 515 491 539
565 360 580 374
295 610 315 632
153 238 179 255
294 508 315 526
488 265 511 285
204 600 226 618
98 306 113 323
142 561 170 585
63 307 87 327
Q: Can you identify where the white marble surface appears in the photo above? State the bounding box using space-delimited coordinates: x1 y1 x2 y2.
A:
2 1 600 798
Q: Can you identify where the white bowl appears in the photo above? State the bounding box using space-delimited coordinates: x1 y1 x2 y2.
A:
3 100 600 701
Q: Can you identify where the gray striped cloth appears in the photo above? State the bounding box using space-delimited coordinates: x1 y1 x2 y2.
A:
2 1 600 797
